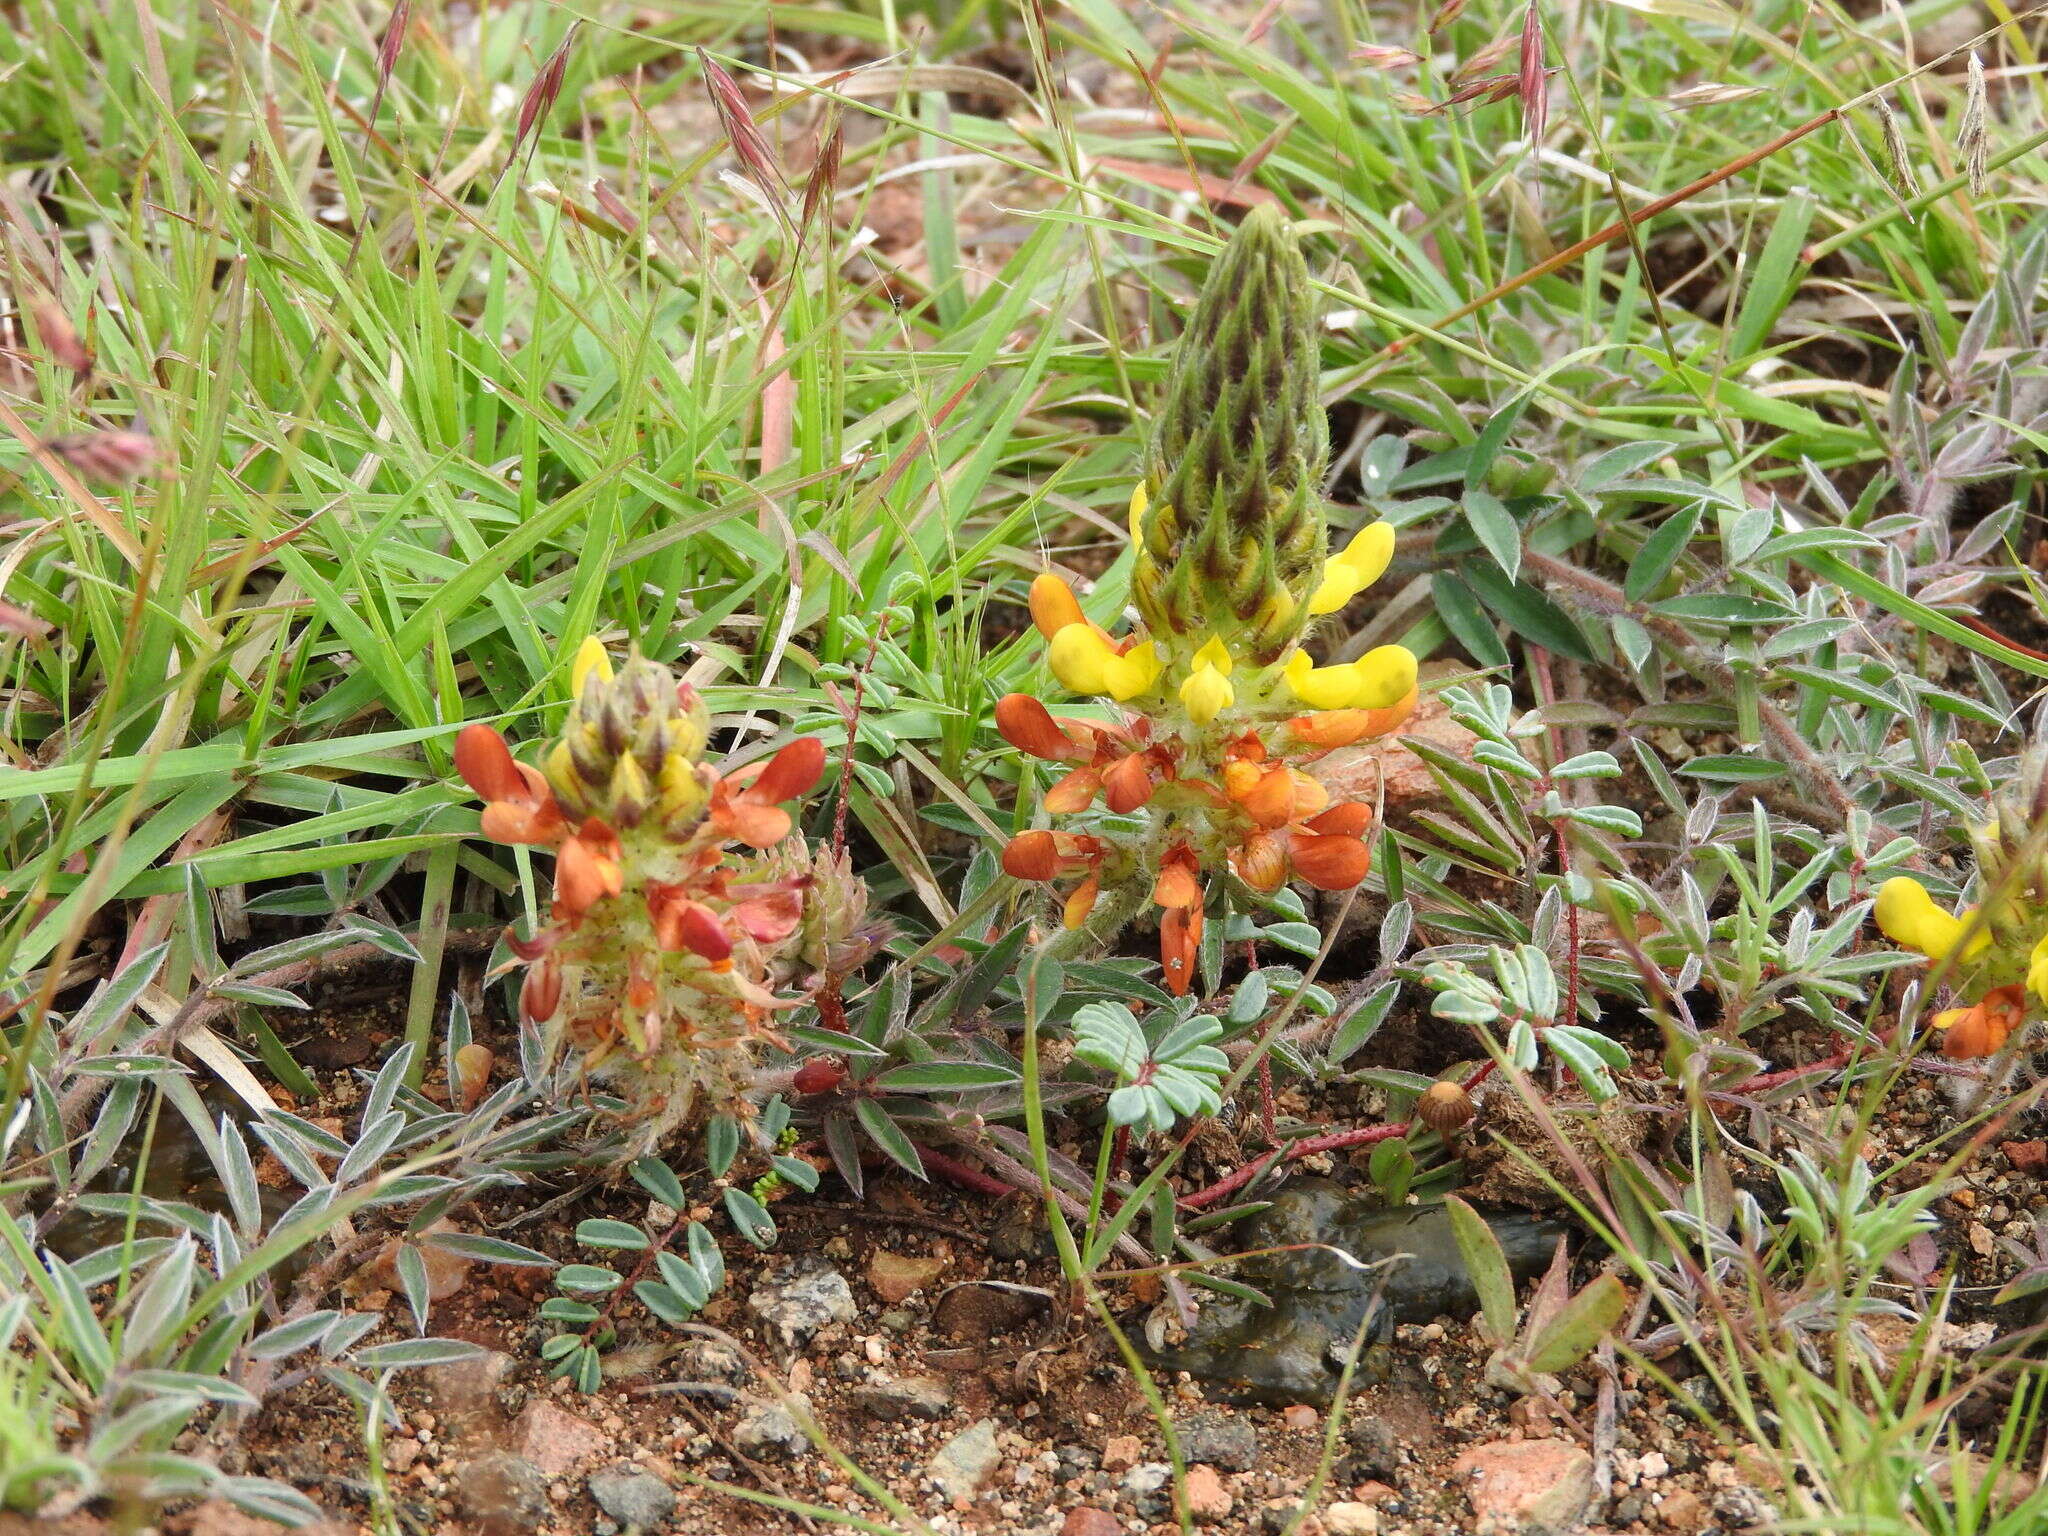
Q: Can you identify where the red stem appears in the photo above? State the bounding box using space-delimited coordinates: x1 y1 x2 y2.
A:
915 1144 1014 1201
1179 1061 1501 1211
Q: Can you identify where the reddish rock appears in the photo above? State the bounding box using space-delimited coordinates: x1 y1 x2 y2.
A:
1657 1487 1709 1530
868 1249 946 1305
1060 1509 1122 1536
1186 1464 1233 1523
1318 679 1481 811
1282 1404 1319 1431
1101 1433 1145 1472
2004 1139 2048 1174
514 1399 609 1476
1450 1438 1595 1534
422 1348 515 1420
352 1219 473 1310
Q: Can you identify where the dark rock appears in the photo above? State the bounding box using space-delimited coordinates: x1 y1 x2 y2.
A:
1176 1410 1258 1473
988 1202 1051 1261
1121 1463 1172 1520
848 1375 954 1421
932 1281 1047 1343
1143 1179 1564 1406
1339 1413 1399 1482
453 1453 546 1536
587 1465 676 1530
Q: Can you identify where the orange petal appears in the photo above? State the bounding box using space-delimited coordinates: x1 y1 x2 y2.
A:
1307 802 1373 838
555 835 620 916
1241 766 1298 829
1104 753 1156 814
1029 572 1086 640
480 802 555 845
722 801 794 848
455 723 526 802
1160 904 1203 997
751 737 827 803
1288 711 1374 749
996 693 1085 762
1221 760 1263 804
1003 830 1060 882
1358 685 1420 739
1154 856 1202 910
1044 767 1103 814
1288 772 1330 822
1942 986 2023 1059
1233 833 1287 893
1290 832 1371 891
1063 873 1101 929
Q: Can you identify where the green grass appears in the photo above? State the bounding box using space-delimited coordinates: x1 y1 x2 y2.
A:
8 0 2048 1530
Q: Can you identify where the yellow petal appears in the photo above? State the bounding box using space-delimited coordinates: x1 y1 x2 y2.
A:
1129 483 1148 547
1353 645 1418 710
2029 932 2048 1005
1180 663 1234 725
1334 522 1396 587
571 636 613 694
1873 876 1964 960
1104 641 1164 701
1307 565 1363 617
1048 624 1115 695
1192 635 1235 676
1286 653 1365 710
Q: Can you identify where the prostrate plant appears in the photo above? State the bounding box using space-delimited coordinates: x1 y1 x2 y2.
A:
1874 755 2048 1060
996 206 1418 993
455 640 870 1149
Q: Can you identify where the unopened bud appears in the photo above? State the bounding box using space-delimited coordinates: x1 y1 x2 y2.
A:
1416 1080 1476 1135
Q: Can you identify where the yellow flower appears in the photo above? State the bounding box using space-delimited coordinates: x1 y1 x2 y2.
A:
571 635 613 694
1048 626 1161 701
1308 523 1396 616
1282 644 1417 712
1180 663 1233 725
2029 931 2048 1005
1191 635 1235 676
1874 876 1986 961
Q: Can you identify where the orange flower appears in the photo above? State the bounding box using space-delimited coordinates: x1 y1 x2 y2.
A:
1044 767 1104 814
1003 829 1062 881
713 738 827 848
995 693 1095 763
1232 832 1288 893
1160 903 1204 997
1103 752 1157 813
555 820 624 917
456 723 567 845
1153 846 1202 909
1936 984 2025 1059
1289 831 1371 891
1064 873 1102 929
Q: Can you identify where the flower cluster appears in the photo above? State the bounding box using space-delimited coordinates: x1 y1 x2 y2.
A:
1875 783 2048 1058
455 640 869 1147
997 207 1418 993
